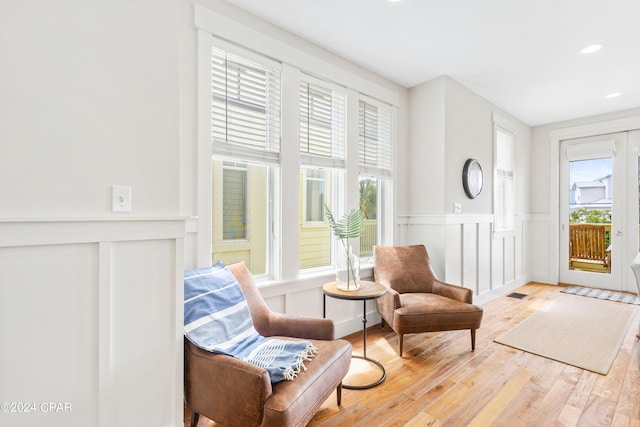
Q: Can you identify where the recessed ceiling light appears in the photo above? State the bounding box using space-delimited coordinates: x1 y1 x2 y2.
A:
581 44 603 54
605 92 621 99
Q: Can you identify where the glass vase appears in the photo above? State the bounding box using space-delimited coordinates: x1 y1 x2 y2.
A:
336 245 360 291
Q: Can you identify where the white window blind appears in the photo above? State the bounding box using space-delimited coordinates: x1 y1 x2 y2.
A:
211 45 281 164
359 98 393 178
299 78 346 168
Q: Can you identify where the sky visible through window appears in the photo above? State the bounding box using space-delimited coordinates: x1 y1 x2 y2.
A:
569 157 612 186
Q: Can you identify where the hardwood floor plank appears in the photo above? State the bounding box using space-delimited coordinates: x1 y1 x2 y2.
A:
466 368 533 426
186 283 640 427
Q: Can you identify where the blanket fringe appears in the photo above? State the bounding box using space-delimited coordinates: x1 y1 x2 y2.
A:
283 343 318 381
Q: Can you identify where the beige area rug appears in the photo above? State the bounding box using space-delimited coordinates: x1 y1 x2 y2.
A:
495 294 637 375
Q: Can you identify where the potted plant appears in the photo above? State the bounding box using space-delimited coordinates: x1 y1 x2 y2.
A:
324 204 365 290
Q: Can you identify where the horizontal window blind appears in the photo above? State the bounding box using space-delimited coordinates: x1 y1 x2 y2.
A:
496 126 513 178
299 79 346 168
359 99 392 178
211 45 281 164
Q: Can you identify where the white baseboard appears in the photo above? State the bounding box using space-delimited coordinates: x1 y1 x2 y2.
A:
474 278 529 306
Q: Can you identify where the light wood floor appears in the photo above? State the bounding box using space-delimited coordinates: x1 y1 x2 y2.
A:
186 283 640 427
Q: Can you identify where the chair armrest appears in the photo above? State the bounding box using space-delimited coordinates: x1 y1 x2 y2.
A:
262 313 335 340
184 340 272 427
375 286 401 325
432 280 473 304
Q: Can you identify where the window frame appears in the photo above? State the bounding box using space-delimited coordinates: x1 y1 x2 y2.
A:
195 24 398 283
493 113 516 236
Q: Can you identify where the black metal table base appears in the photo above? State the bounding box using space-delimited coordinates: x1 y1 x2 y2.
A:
342 355 386 390
323 284 387 390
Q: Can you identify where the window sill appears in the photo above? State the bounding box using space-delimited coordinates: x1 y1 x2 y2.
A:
255 264 374 289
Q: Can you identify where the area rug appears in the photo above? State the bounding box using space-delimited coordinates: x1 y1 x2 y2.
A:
494 294 637 374
561 285 640 305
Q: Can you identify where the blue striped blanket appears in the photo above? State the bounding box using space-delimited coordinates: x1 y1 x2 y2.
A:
184 262 317 383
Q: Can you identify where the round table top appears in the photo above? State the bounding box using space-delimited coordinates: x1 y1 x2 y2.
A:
322 280 387 301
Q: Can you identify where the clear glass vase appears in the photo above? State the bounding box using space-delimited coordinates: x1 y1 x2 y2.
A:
336 245 360 291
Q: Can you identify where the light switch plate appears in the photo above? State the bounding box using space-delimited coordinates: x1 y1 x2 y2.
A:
112 186 132 212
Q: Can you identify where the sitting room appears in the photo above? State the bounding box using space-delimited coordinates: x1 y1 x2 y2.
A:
1 1 639 426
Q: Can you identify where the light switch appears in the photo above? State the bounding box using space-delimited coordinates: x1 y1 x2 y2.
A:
112 186 132 212
453 202 462 214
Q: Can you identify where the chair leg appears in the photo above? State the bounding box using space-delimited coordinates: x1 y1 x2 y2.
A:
190 411 200 427
398 334 404 357
336 383 342 406
470 329 476 351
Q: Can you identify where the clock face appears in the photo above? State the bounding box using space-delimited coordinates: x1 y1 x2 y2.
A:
463 159 483 199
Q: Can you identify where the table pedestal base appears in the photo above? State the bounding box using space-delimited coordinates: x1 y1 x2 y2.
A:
342 355 386 390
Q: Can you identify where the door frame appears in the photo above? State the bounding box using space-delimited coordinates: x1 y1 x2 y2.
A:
558 134 622 289
548 115 640 291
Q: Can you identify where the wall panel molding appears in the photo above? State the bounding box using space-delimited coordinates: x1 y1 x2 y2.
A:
0 218 185 427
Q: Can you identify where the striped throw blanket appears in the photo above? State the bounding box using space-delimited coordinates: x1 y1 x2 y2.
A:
184 262 317 383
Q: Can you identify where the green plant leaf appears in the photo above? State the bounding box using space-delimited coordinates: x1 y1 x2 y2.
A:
324 204 365 239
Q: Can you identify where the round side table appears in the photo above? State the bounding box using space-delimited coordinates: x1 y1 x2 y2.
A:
323 280 387 389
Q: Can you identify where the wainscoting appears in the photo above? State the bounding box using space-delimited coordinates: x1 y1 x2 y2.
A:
397 214 540 305
0 218 185 427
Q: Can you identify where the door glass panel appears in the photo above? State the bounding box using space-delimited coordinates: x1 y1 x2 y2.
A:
568 157 612 274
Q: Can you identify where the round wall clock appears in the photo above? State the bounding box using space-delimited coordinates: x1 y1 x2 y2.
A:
462 158 483 199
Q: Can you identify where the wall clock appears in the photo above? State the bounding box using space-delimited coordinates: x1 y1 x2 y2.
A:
462 158 483 199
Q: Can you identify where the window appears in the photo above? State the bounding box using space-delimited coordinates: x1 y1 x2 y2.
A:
358 97 394 257
303 169 326 224
299 77 346 270
494 119 515 232
210 42 281 276
198 30 399 283
359 99 392 178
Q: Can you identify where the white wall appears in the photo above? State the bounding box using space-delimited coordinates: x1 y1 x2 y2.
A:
402 76 532 302
0 1 184 426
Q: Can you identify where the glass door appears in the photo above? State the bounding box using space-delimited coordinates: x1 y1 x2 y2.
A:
559 133 624 289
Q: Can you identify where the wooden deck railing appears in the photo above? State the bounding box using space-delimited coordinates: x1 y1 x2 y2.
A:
360 219 377 256
569 223 611 273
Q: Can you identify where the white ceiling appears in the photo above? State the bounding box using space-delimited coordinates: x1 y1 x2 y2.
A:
222 0 640 126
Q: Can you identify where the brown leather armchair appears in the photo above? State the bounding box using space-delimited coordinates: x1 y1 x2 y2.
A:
373 245 483 357
184 262 352 427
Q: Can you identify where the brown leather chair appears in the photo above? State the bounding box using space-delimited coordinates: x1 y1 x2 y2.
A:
373 245 483 357
184 261 352 427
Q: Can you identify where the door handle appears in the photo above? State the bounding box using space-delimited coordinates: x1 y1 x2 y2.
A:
616 230 622 236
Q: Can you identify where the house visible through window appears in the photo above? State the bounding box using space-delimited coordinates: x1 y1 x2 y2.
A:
303 169 326 224
222 162 247 240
